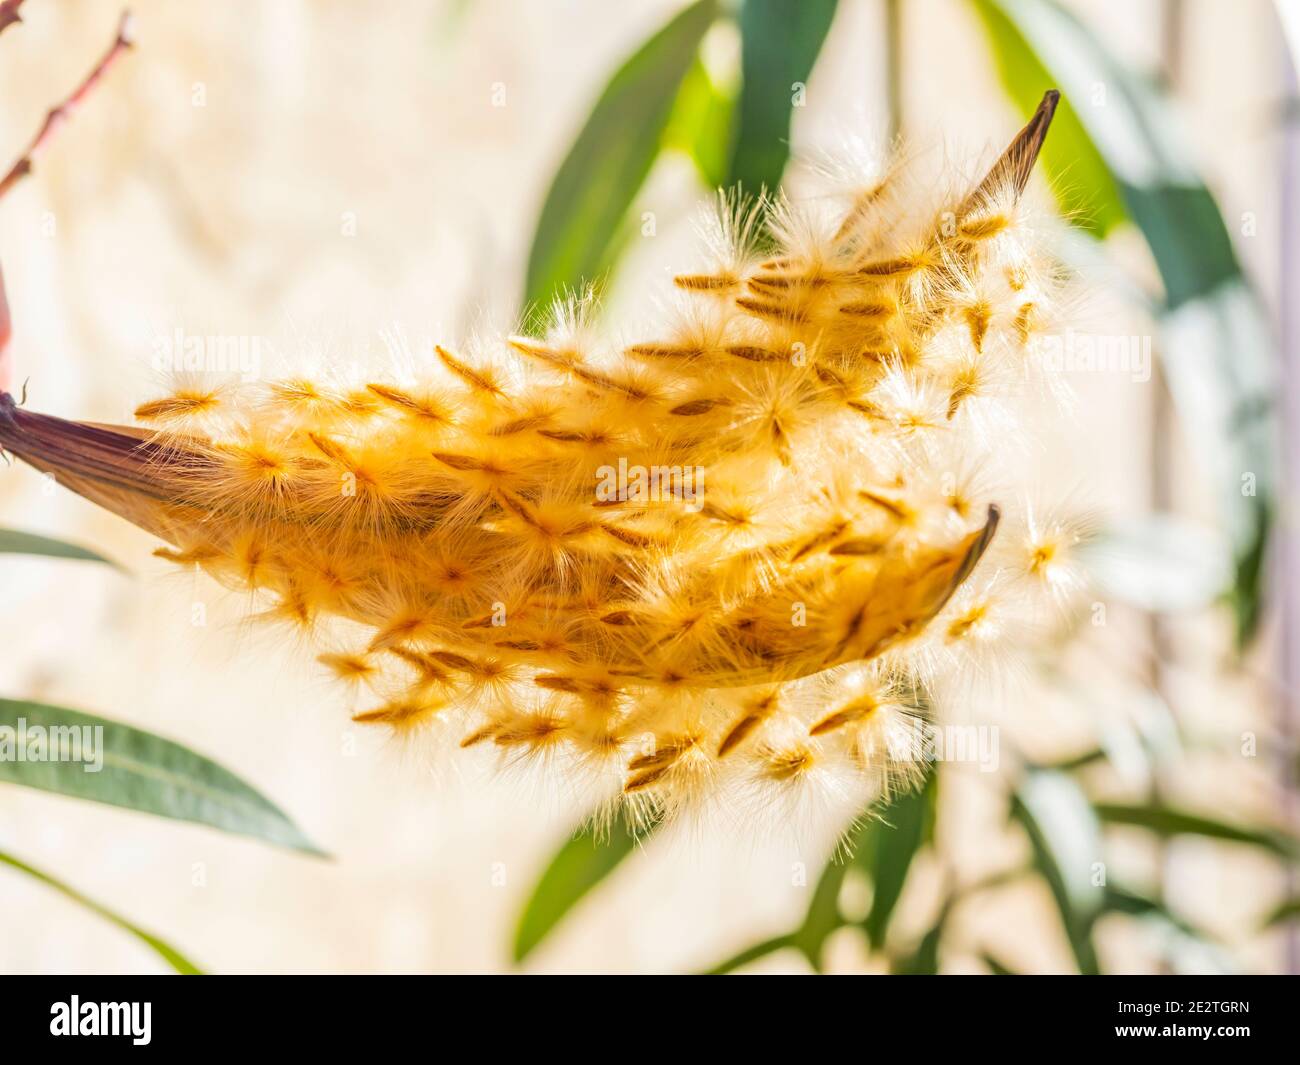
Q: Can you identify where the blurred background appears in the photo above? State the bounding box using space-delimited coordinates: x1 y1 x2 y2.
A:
0 0 1297 974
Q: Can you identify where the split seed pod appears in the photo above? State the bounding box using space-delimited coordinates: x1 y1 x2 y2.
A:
0 92 1069 827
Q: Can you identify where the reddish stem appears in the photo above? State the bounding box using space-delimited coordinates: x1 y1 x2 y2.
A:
0 9 134 390
0 10 135 201
0 260 10 392
0 0 27 38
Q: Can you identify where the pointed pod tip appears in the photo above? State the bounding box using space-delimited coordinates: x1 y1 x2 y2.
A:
1028 89 1060 141
963 89 1063 214
1016 87 1061 169
949 503 1001 595
972 502 1001 562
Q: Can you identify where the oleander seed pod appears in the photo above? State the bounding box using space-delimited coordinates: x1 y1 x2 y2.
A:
0 91 1086 828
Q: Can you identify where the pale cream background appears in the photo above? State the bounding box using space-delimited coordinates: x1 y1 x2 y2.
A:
0 0 1291 973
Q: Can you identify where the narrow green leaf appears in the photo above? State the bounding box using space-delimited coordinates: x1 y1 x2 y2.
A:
790 843 855 970
1102 883 1192 931
701 933 796 975
522 0 718 314
1262 898 1300 928
892 865 1028 974
974 0 1277 644
696 832 848 974
894 902 949 974
699 773 934 974
1041 747 1106 772
981 951 1019 975
664 54 739 189
1104 883 1234 974
792 773 934 967
1094 802 1300 859
728 0 838 194
0 698 325 857
1012 769 1103 974
0 527 118 568
856 775 932 949
1161 284 1275 641
513 816 650 962
0 848 202 974
969 0 1126 237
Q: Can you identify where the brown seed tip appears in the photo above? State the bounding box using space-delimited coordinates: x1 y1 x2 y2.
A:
952 504 1000 592
964 89 1060 215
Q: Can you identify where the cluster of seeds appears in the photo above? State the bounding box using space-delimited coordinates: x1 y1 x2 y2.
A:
0 93 1087 826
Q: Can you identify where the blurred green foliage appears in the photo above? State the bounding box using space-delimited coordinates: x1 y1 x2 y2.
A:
0 527 119 568
1 547 325 972
707 775 933 973
975 0 1277 646
510 0 1292 973
0 849 202 974
523 0 719 317
0 698 325 857
523 0 840 315
513 815 646 963
728 0 838 195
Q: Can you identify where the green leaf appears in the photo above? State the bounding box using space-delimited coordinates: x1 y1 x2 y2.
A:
1094 802 1300 860
728 0 838 194
1041 747 1106 772
1012 769 1103 974
892 866 1026 975
698 772 934 974
981 951 1019 975
699 843 846 974
1103 883 1197 936
894 901 950 974
702 932 797 975
0 527 118 568
969 0 1126 237
1080 514 1232 613
791 842 855 970
793 774 934 967
0 698 325 857
1262 898 1300 928
522 0 718 315
1161 284 1275 641
0 848 202 974
1103 883 1234 974
513 815 650 962
855 775 932 949
664 55 739 189
973 0 1277 644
